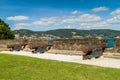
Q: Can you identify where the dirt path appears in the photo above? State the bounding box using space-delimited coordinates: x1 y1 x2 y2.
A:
1 51 120 68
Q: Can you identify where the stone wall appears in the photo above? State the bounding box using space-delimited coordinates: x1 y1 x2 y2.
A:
0 39 48 51
52 38 107 51
0 38 120 53
114 38 120 53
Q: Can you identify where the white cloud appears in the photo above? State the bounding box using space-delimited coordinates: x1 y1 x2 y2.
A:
107 15 120 24
80 14 120 29
64 25 74 29
76 14 101 22
92 6 109 12
79 21 109 29
61 16 76 23
32 17 62 26
7 16 29 21
14 23 30 30
13 14 102 30
72 10 82 14
110 8 120 16
32 14 101 26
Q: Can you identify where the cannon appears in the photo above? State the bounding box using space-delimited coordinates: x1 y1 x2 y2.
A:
7 43 27 51
82 44 107 60
29 43 53 53
7 39 28 51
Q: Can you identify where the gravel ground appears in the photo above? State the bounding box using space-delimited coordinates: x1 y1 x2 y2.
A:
1 51 120 68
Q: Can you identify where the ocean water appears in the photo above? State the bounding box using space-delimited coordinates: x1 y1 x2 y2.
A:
107 38 114 48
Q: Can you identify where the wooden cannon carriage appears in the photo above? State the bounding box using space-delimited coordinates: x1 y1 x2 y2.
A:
28 43 53 53
82 44 108 60
7 39 28 51
82 44 107 59
7 39 53 53
7 43 27 51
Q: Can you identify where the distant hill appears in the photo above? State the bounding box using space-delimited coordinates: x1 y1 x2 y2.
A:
13 29 120 38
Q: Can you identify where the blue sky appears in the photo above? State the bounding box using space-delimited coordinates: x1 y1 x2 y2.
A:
1 0 120 31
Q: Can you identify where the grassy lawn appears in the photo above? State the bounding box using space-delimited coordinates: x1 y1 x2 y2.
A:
0 54 119 80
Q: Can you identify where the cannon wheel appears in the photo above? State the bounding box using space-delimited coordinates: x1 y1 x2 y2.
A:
10 45 22 51
9 48 13 51
32 47 47 53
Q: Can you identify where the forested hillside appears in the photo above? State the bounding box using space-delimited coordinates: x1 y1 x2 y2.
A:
13 29 120 38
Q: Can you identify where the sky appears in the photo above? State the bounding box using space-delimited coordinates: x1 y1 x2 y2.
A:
1 0 120 31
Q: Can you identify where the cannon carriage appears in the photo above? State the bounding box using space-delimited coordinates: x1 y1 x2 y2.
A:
7 39 28 51
6 38 108 58
6 39 54 53
7 43 27 51
28 43 53 53
82 44 108 60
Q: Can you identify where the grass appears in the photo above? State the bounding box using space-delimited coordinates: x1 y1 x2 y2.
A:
0 53 119 80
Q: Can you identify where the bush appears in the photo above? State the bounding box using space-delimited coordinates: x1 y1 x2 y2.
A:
0 19 14 39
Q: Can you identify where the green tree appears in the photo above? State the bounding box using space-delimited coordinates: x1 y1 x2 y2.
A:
0 18 14 39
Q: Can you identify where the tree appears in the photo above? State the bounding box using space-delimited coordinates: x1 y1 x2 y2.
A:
0 18 15 39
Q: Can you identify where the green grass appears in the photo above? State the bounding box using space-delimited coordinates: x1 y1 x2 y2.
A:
0 54 119 80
